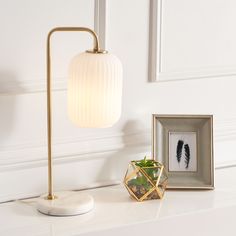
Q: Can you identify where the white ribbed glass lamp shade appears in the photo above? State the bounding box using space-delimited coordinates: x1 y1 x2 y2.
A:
68 52 123 128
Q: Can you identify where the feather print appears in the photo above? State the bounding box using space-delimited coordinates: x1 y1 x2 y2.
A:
176 140 184 163
184 144 190 169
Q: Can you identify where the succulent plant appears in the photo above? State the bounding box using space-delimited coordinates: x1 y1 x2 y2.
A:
127 157 158 193
124 156 168 201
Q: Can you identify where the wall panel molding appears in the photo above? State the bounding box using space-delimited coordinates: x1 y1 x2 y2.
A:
148 0 236 82
94 0 106 49
0 117 236 171
0 131 150 171
0 77 66 95
0 1 107 95
214 118 236 142
0 117 235 203
149 0 162 82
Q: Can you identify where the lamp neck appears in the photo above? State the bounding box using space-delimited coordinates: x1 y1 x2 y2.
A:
47 27 103 53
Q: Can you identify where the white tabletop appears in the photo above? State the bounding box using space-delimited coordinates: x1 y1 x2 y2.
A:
0 167 236 236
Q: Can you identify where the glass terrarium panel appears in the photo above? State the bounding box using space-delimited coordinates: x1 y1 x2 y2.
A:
142 167 162 185
146 189 160 200
158 180 168 196
126 170 153 200
125 162 137 178
159 168 168 185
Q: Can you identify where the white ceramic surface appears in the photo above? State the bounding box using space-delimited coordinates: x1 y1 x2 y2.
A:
37 191 94 216
0 167 236 235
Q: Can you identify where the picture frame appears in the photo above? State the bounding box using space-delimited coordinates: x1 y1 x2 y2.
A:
152 114 214 189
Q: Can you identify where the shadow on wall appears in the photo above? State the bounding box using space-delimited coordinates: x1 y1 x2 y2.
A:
0 71 25 145
96 120 151 182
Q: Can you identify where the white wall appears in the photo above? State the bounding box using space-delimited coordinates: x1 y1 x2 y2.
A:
0 0 236 202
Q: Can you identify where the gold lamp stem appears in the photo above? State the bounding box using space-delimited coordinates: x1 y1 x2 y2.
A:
46 27 101 200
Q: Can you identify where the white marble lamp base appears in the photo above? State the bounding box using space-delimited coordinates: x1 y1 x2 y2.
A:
37 191 94 216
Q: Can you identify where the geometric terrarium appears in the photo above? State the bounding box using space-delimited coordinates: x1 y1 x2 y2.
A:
123 157 168 201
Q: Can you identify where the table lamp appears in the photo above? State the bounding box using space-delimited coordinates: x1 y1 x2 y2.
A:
37 27 123 216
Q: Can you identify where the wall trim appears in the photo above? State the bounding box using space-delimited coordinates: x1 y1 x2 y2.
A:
148 0 236 82
94 0 106 50
149 0 162 82
0 1 107 96
0 117 235 203
1 161 235 204
0 77 67 95
0 131 150 171
1 117 236 171
215 160 236 169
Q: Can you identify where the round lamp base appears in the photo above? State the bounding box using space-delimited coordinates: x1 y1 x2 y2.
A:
37 191 94 216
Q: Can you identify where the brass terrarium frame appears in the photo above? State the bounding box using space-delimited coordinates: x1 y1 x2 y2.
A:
124 160 168 201
46 27 107 200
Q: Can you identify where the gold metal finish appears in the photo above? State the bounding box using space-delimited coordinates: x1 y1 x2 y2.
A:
44 195 57 200
123 160 168 201
86 49 108 54
46 27 104 200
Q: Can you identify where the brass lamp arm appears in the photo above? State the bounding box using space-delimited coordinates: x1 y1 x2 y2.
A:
47 27 100 52
46 27 100 200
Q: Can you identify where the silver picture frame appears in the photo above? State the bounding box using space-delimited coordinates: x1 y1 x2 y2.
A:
152 114 214 189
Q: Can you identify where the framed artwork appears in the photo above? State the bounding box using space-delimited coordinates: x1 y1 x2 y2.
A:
168 131 197 172
152 114 214 189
